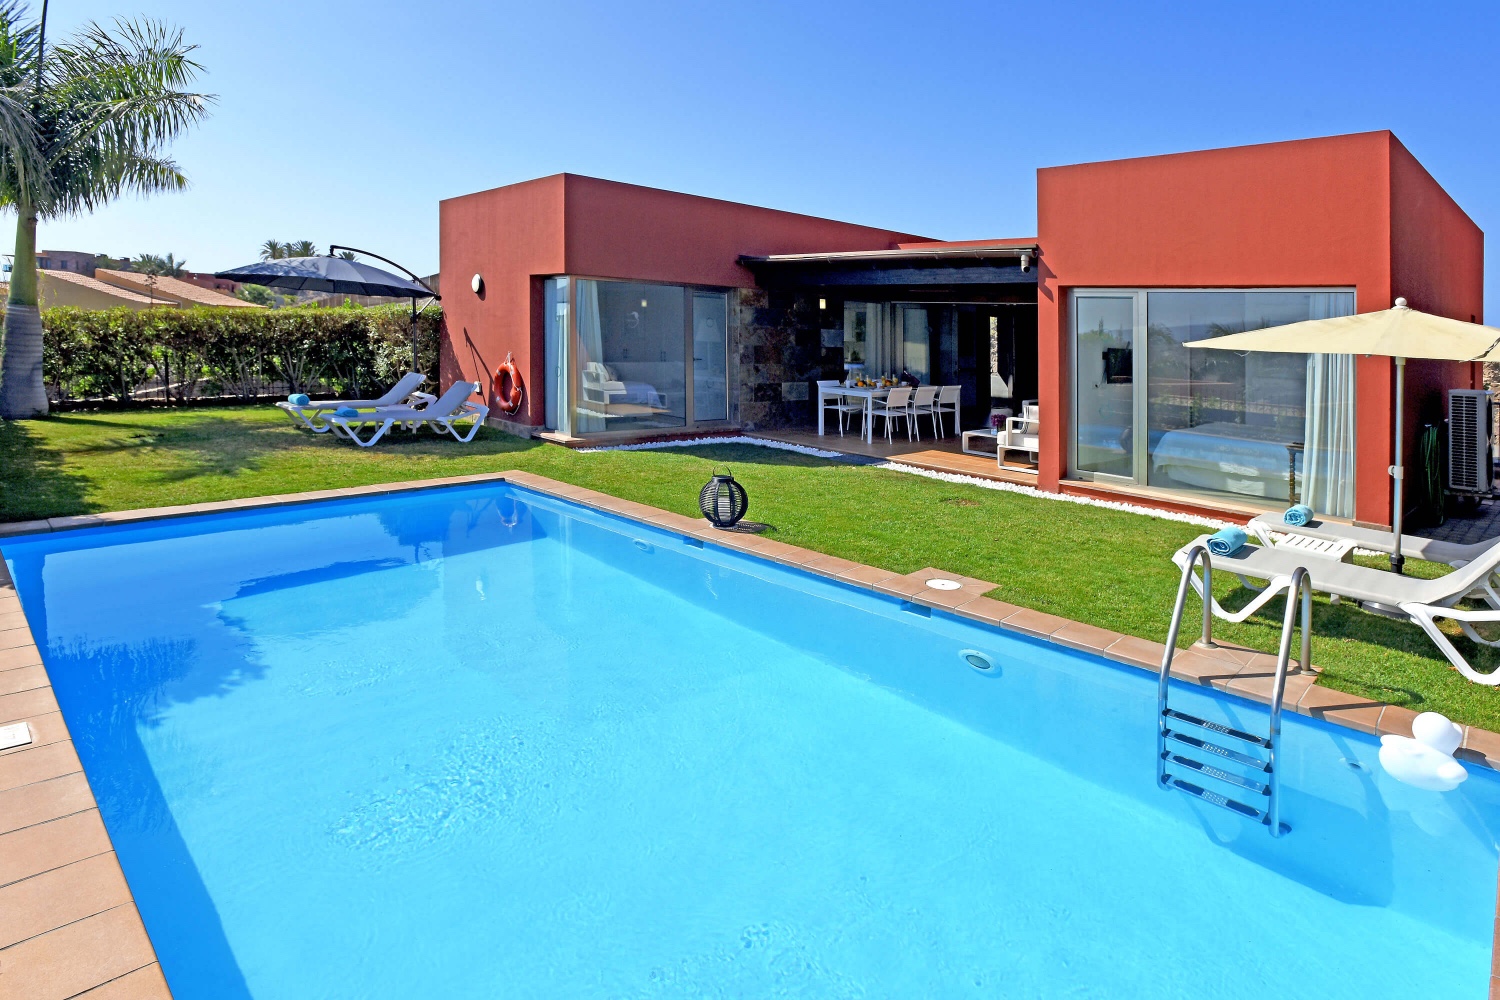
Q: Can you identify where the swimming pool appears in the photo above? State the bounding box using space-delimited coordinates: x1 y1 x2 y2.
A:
5 481 1498 998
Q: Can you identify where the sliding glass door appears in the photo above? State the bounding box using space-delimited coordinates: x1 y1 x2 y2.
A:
1073 295 1137 480
1070 289 1357 515
543 277 730 437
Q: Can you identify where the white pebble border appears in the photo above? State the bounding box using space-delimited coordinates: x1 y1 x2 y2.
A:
577 435 846 460
578 435 1238 531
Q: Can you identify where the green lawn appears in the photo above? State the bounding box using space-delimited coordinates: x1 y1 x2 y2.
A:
5 405 1500 731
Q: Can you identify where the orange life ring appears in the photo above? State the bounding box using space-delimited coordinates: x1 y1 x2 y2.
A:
492 354 525 415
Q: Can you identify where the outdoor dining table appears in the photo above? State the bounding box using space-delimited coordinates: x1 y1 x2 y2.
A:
817 383 892 444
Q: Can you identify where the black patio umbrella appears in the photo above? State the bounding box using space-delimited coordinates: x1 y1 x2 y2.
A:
215 246 439 372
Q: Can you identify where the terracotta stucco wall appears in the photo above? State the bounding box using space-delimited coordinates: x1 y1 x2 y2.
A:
440 173 923 429
1036 130 1481 526
1388 138 1486 519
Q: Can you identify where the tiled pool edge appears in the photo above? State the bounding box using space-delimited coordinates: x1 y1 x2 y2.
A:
0 557 171 1000
2 471 1499 999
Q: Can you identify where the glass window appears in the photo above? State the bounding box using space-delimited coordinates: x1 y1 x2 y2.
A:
543 277 569 433
575 280 686 433
1144 290 1355 513
692 291 728 422
1073 296 1136 479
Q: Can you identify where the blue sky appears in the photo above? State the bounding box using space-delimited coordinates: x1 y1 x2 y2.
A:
34 1 1500 312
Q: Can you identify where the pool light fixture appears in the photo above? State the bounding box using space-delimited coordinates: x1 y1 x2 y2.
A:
959 649 996 673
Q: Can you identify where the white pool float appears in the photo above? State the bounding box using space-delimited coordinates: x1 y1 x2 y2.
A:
1378 712 1468 791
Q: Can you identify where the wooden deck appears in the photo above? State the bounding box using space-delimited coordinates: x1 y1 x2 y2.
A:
749 428 1044 486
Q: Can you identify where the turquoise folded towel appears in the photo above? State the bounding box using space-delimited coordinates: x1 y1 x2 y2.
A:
1283 504 1313 526
287 393 310 407
334 406 359 418
1206 527 1247 557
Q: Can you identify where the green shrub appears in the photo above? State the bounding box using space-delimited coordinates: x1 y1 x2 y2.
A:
40 304 444 405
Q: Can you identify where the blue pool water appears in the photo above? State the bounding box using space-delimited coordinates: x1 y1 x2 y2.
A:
5 483 1499 998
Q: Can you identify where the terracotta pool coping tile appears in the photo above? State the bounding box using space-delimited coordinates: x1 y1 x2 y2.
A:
751 539 821 566
1051 622 1124 654
801 555 864 579
0 519 52 538
1102 635 1168 672
1459 726 1500 768
0 664 47 696
0 625 37 652
0 809 113 889
0 853 132 950
1294 685 1385 735
0 903 157 1000
1000 608 1072 638
952 595 1024 626
0 742 82 794
1375 705 1421 740
0 712 69 757
74 963 172 999
872 575 928 599
0 772 97 835
835 564 900 587
1161 648 1243 686
0 686 60 726
1221 669 1318 708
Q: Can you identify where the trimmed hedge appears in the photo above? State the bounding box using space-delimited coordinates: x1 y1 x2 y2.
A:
40 304 444 405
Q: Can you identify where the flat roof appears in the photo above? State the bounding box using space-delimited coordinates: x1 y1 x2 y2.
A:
739 241 1039 266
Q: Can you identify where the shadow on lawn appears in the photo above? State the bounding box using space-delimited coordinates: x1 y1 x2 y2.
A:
0 419 94 520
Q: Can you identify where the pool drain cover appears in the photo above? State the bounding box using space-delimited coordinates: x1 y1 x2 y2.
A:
926 578 962 591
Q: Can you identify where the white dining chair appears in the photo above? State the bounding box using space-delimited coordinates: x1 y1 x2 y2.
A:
909 385 940 441
871 386 914 442
816 379 865 437
934 385 961 437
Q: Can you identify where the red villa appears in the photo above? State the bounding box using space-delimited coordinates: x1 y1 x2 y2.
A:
439 130 1484 529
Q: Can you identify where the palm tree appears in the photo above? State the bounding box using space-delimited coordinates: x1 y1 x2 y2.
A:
132 251 185 277
258 238 285 261
336 250 356 260
287 239 317 258
0 6 210 418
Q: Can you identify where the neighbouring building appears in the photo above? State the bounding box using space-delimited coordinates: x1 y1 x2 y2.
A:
439 131 1484 529
35 250 100 275
92 268 259 308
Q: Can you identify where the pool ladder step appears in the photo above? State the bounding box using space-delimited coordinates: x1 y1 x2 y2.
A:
1156 544 1313 838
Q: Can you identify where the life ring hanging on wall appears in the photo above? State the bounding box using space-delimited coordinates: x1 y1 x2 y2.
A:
492 353 525 415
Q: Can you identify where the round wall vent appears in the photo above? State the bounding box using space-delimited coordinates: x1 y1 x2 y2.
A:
471 273 484 295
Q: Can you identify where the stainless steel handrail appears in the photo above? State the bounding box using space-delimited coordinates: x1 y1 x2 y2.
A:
1266 565 1313 837
1157 544 1213 785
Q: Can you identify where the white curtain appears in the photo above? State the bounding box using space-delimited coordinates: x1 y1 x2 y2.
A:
844 302 893 375
576 280 604 433
1301 292 1357 517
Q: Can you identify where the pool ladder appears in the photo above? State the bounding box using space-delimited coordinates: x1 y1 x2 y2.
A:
1156 544 1312 838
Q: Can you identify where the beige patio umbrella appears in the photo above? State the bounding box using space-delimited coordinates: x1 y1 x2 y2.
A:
1189 298 1500 573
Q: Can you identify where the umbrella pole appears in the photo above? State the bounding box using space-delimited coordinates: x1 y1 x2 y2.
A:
410 296 419 376
1391 356 1406 574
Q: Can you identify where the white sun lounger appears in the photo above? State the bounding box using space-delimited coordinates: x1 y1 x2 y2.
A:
276 372 431 432
327 381 487 448
1174 535 1500 685
1246 512 1500 568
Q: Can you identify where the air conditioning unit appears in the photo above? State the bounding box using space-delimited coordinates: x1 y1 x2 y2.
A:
1447 389 1494 495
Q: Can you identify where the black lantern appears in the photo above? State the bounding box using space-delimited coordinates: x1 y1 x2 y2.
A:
699 470 749 528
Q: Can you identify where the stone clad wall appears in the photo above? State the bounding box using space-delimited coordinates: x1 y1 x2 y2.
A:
732 288 845 430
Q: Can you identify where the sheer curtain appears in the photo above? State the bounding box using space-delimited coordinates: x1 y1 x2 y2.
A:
576 279 604 433
1301 292 1357 517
